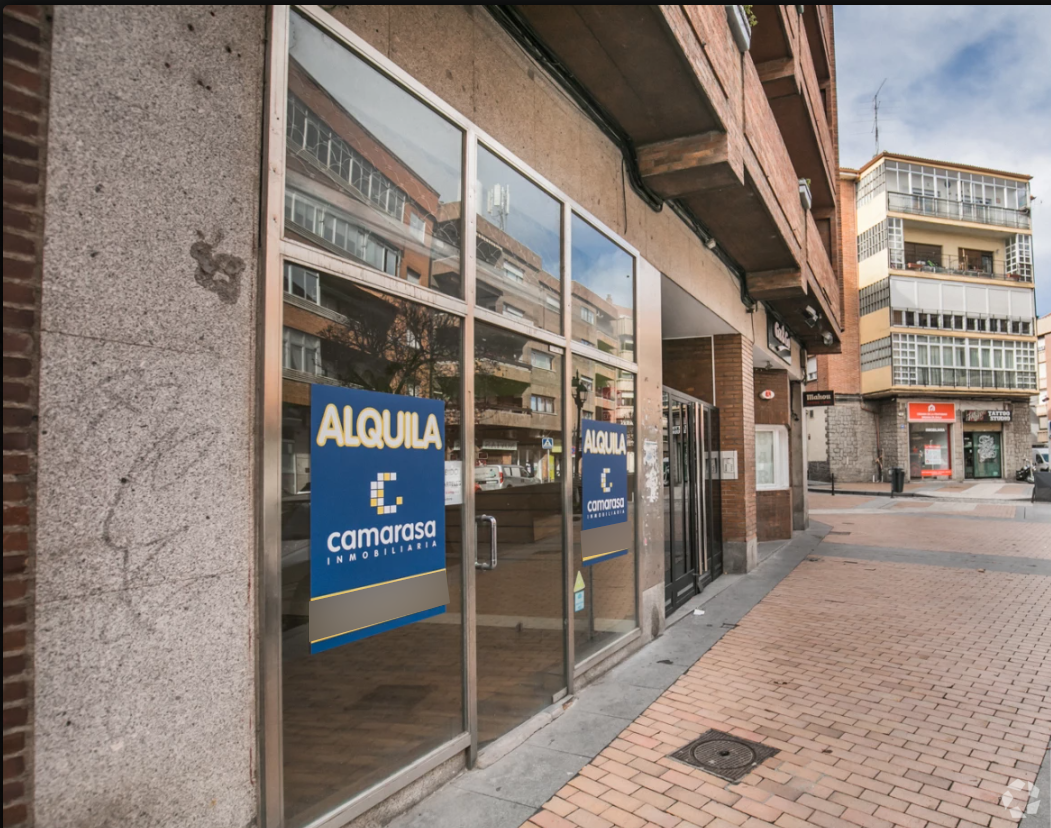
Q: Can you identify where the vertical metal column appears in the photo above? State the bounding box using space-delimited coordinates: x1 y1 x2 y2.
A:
462 130 479 767
260 7 290 826
561 205 576 693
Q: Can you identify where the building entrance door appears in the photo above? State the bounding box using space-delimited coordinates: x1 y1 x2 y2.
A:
663 389 721 612
964 431 1003 479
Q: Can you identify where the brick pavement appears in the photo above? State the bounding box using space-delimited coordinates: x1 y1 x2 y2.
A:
818 515 1051 560
520 522 1051 828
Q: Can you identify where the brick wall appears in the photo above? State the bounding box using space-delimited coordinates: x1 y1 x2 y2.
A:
713 335 756 570
661 338 714 403
817 174 860 394
3 6 51 826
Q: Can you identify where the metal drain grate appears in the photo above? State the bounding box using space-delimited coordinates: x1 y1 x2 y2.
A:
669 729 779 782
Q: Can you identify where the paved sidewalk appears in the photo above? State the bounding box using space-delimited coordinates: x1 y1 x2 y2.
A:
808 481 1034 503
390 504 1051 828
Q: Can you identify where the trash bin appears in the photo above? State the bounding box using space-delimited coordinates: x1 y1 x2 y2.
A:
890 467 905 495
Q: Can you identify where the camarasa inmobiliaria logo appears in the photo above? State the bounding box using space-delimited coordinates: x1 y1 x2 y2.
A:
1001 778 1040 820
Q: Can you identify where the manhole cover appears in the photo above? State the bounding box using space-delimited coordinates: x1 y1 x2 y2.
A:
669 729 779 782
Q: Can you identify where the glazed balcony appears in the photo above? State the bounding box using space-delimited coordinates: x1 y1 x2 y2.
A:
888 192 1032 231
893 253 1033 284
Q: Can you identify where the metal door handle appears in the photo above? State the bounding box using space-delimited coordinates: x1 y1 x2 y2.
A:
475 514 497 570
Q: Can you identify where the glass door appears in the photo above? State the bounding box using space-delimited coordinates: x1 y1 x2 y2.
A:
972 432 1003 479
474 323 566 747
702 404 723 579
663 390 700 612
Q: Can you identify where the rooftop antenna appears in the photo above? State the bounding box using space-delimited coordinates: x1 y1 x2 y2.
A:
486 183 511 232
872 79 887 156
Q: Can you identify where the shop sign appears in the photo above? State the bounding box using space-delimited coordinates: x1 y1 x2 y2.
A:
803 390 836 407
962 409 1011 423
907 402 956 423
308 386 449 654
767 316 793 364
580 420 629 566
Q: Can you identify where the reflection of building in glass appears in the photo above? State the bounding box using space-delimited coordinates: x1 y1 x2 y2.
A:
284 60 460 293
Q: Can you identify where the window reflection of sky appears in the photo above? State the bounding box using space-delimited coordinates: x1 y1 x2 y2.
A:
572 215 634 311
477 146 561 277
289 11 462 203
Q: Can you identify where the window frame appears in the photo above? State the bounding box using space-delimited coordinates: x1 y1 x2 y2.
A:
755 424 790 491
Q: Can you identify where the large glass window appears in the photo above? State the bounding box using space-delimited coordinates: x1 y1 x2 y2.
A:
286 11 464 297
476 146 562 334
909 423 951 479
755 425 789 490
571 215 634 357
280 270 464 825
572 355 636 664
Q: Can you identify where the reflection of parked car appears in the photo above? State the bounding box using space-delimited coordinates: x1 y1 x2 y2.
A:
474 465 503 491
499 464 537 487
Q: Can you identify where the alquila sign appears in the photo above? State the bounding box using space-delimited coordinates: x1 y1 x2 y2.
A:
309 386 449 653
580 420 630 566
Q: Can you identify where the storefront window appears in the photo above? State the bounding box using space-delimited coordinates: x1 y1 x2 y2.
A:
286 11 464 297
280 270 464 825
908 423 952 479
476 146 562 334
755 426 789 490
571 215 634 357
572 355 637 664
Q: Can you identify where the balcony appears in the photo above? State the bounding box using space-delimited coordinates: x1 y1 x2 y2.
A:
507 4 842 353
894 253 1033 283
893 367 1037 393
888 192 1031 230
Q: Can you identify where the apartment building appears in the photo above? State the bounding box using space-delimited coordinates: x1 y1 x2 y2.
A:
811 153 1038 483
1035 313 1050 453
4 6 842 828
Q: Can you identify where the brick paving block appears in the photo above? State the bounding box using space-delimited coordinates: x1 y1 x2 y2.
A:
828 793 877 816
549 797 578 817
773 815 816 828
841 808 893 828
569 791 612 816
634 787 677 811
531 811 578 828
601 804 649 828
600 789 645 814
903 803 959 828
567 809 616 828
635 803 683 828
702 801 750 826
872 806 925 828
604 773 644 796
572 776 612 798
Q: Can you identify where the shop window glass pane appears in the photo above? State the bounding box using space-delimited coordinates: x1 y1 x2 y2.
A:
571 214 634 356
755 430 775 487
280 270 463 824
572 354 637 664
474 323 565 744
286 11 463 298
476 146 562 334
909 424 951 479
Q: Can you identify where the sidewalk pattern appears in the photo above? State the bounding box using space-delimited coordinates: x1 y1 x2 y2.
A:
522 556 1051 828
818 515 1051 561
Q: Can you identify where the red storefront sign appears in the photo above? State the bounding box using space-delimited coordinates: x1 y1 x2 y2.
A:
907 402 956 423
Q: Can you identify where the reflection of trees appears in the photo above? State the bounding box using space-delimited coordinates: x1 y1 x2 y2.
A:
317 295 460 405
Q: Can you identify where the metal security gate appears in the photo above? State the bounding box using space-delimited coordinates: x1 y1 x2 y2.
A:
663 389 722 612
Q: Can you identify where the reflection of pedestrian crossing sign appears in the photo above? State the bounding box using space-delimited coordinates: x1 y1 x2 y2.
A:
542 437 554 450
574 571 585 592
574 571 585 612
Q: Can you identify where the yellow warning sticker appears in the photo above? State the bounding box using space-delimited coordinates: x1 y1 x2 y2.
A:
574 571 585 592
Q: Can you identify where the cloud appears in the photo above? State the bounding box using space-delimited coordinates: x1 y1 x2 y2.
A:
835 5 1051 315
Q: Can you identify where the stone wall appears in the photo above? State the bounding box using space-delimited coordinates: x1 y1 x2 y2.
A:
33 7 265 826
826 394 880 483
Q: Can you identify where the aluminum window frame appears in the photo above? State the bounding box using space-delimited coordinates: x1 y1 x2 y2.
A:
260 7 645 827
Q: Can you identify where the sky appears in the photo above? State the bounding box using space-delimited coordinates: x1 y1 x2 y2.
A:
834 5 1051 317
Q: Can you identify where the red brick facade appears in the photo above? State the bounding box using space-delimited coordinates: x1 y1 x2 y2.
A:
753 368 792 541
3 6 51 826
661 338 714 405
712 335 756 552
818 174 860 393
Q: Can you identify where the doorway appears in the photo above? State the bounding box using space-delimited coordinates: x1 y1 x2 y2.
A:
663 389 722 613
964 431 1003 479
